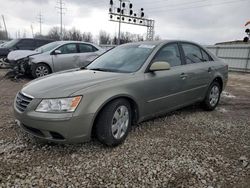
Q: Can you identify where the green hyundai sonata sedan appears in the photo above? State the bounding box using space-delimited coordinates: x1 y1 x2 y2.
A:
14 40 228 146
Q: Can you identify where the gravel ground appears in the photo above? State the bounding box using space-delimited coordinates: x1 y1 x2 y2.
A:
0 69 249 187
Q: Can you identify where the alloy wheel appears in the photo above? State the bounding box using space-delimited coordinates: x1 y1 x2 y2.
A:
111 105 129 139
209 85 220 106
35 66 49 77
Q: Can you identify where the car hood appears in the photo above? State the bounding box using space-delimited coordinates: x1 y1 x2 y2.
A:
7 50 40 61
21 69 129 98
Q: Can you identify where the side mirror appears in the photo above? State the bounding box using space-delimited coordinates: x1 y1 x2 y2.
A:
53 50 62 55
149 61 171 72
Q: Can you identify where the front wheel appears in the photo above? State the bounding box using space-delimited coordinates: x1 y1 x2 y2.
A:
95 99 132 146
31 63 51 78
202 81 221 111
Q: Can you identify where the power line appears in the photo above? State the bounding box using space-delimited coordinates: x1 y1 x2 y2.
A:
147 0 249 13
146 0 211 11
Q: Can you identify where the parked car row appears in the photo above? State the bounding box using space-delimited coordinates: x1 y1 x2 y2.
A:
14 40 228 146
7 41 104 78
0 38 105 78
0 38 53 62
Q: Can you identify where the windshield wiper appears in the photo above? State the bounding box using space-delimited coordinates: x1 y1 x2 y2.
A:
89 68 114 72
80 66 88 70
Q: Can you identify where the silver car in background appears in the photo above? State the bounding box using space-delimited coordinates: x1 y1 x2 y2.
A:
14 40 228 146
27 41 104 78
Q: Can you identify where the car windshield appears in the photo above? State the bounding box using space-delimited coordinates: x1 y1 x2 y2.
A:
35 42 61 53
87 44 156 73
2 39 19 48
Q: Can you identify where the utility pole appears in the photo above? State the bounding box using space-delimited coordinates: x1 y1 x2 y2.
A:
31 24 34 38
2 15 8 39
56 0 66 40
117 0 122 45
37 12 43 36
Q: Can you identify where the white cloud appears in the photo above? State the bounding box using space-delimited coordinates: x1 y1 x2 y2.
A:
0 0 249 44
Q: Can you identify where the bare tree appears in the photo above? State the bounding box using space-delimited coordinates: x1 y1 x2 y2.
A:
0 30 8 40
46 27 61 40
66 28 82 41
99 30 111 45
135 34 144 42
154 35 161 41
82 32 93 43
112 32 144 45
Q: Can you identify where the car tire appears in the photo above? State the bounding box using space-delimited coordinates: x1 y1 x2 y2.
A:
202 81 221 111
95 99 132 146
31 63 51 78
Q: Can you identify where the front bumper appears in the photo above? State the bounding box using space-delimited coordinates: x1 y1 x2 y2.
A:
8 59 31 74
14 98 95 143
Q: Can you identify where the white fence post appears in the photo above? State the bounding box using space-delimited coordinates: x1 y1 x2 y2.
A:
245 47 250 71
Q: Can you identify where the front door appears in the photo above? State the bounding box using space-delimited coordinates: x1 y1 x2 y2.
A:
142 43 187 116
52 43 80 72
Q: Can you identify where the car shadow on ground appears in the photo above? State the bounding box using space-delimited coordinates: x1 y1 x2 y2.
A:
16 103 205 152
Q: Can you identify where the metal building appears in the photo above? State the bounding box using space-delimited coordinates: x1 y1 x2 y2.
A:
206 44 250 72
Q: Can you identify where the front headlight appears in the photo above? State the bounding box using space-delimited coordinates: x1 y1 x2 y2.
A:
28 58 34 65
36 96 82 113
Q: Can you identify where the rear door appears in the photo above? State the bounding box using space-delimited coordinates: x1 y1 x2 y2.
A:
143 43 188 115
179 42 214 102
52 43 80 72
78 43 100 67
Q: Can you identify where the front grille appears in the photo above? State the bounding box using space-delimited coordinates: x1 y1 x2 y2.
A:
50 132 65 140
15 92 33 112
23 124 44 137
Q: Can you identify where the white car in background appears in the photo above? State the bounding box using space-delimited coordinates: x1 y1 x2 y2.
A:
8 41 105 78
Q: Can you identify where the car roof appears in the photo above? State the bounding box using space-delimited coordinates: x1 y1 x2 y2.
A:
16 38 53 41
122 40 202 47
53 40 101 48
57 41 95 45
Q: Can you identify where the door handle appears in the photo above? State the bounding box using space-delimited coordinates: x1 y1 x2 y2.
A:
180 73 188 79
208 67 213 73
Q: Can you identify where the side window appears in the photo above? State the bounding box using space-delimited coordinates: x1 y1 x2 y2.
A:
36 40 49 48
79 44 97 53
201 49 212 62
182 43 203 64
17 39 35 49
152 43 182 67
57 44 77 54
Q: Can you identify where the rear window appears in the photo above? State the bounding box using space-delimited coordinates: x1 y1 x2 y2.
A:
201 49 213 62
182 43 204 64
79 44 98 53
36 40 52 48
17 39 35 48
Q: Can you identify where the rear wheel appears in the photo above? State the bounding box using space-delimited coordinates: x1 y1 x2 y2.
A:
95 99 131 146
31 63 51 78
202 81 221 111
